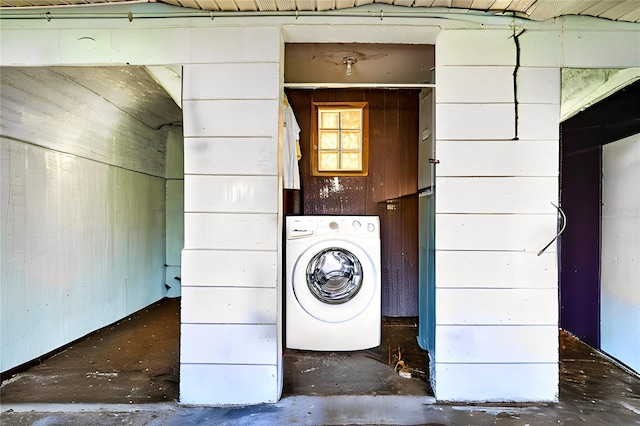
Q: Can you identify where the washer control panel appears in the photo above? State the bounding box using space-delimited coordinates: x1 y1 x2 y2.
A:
287 216 379 240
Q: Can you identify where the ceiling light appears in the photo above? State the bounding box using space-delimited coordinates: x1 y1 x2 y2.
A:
342 56 357 76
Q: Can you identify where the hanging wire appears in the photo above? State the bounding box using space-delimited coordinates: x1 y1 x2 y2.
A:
538 202 567 256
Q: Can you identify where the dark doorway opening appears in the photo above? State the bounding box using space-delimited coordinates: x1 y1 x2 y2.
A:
560 79 640 348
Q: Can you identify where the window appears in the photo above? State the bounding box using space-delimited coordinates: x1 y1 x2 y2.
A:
312 102 369 176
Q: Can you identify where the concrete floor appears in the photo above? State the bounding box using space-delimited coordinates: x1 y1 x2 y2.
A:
2 298 640 425
283 316 433 397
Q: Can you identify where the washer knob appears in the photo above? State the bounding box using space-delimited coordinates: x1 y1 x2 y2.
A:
367 223 376 232
352 220 361 230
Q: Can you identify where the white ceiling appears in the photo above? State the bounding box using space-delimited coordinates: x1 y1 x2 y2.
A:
1 0 639 23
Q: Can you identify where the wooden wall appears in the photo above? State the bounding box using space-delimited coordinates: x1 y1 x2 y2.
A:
1 67 177 373
286 89 419 316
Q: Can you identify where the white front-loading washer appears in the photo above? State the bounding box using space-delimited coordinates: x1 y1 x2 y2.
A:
285 215 381 351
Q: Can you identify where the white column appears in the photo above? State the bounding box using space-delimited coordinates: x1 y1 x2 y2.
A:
179 28 283 405
433 29 561 401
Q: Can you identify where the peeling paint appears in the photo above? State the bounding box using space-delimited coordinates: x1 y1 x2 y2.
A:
319 177 344 199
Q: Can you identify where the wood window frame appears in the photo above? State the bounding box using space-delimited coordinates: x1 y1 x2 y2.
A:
311 101 369 177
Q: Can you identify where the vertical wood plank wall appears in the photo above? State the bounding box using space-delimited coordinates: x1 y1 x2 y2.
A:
179 27 283 405
286 89 420 316
434 29 561 401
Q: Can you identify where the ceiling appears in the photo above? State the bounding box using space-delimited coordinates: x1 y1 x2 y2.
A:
285 43 435 85
50 66 183 129
1 0 639 23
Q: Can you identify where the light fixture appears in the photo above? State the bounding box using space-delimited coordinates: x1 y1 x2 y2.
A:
342 56 357 76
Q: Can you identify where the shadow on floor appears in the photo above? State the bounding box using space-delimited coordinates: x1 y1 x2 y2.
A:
0 298 181 404
2 296 640 424
1 299 432 403
284 317 433 396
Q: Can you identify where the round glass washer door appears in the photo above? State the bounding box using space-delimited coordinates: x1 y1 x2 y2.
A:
306 248 363 304
292 239 377 323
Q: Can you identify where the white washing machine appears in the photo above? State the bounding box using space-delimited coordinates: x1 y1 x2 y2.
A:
286 215 381 351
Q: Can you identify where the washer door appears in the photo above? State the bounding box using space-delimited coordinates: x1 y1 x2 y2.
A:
292 239 377 323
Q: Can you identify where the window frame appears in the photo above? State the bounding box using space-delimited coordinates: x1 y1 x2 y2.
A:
311 101 369 177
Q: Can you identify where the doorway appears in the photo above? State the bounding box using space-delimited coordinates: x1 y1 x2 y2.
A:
0 65 184 400
282 43 435 395
560 73 640 372
286 88 420 316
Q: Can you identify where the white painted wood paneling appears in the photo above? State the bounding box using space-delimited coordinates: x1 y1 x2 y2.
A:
601 134 640 373
1 139 166 371
435 362 558 401
146 65 183 109
562 31 640 68
184 213 277 250
435 251 557 288
0 67 170 177
519 31 562 67
518 103 560 140
181 324 278 364
13 15 634 407
165 266 182 298
166 180 184 265
165 125 185 179
181 287 278 324
436 177 558 214
180 55 283 406
183 99 279 138
436 104 516 140
65 27 280 66
433 24 562 405
418 88 434 190
184 137 278 176
435 66 514 103
436 288 558 325
517 68 561 104
188 27 280 63
183 63 280 100
0 30 62 65
5 13 614 406
58 29 113 64
435 325 558 362
184 175 278 213
435 214 559 252
180 364 279 405
182 249 278 287
436 30 515 66
85 28 189 65
165 125 184 299
436 140 559 177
